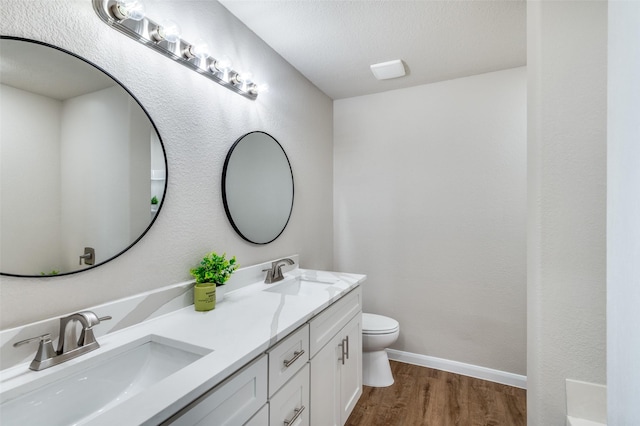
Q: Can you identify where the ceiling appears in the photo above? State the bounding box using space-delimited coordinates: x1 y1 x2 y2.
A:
0 39 115 101
219 0 527 100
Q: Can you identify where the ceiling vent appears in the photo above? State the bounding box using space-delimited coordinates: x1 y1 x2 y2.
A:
370 59 406 80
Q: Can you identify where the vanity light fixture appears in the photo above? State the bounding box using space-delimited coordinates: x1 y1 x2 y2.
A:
111 0 145 21
250 83 269 96
211 55 233 81
232 71 253 92
151 19 181 43
93 0 264 100
183 39 210 63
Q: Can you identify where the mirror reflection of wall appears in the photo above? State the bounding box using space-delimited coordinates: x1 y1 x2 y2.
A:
0 37 167 277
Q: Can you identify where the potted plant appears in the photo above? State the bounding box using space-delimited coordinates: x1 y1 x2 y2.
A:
151 196 159 214
190 252 238 311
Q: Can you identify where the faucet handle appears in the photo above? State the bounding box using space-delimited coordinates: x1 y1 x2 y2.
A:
78 315 112 347
262 268 275 283
13 333 56 364
13 333 52 348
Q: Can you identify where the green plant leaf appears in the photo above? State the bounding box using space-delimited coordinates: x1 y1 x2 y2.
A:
189 252 238 285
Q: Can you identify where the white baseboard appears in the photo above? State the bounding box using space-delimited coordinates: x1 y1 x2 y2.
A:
566 379 607 425
386 348 527 389
566 416 606 426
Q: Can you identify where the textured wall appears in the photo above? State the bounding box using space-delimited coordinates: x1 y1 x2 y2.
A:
527 1 607 424
607 1 640 422
334 67 527 375
0 0 334 329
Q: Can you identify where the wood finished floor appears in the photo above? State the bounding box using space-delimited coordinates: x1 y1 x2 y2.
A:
345 361 526 426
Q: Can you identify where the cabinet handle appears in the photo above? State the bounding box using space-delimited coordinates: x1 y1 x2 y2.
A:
339 339 346 365
345 335 350 360
283 350 305 368
284 405 305 426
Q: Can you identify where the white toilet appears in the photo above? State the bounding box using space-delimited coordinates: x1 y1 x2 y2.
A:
362 313 400 387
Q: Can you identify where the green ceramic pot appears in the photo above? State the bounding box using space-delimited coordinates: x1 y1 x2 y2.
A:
194 283 216 311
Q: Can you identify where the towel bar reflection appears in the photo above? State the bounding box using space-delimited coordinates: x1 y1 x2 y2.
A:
79 247 95 265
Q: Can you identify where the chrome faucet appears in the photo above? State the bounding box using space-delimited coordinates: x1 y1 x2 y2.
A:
13 311 111 371
57 311 101 354
263 258 295 284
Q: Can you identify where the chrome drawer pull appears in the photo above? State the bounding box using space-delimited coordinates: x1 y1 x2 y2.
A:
345 335 350 360
283 350 305 368
339 339 346 365
284 405 305 426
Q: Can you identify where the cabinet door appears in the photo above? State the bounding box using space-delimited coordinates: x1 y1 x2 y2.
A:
164 355 267 426
339 314 363 425
243 404 268 426
309 287 361 357
270 363 310 426
310 331 342 426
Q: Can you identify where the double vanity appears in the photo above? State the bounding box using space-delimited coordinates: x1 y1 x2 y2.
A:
1 29 355 426
0 259 365 425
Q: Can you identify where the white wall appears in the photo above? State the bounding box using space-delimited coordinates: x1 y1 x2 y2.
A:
60 86 144 271
127 96 153 242
607 0 640 422
334 67 527 375
0 0 334 329
1 84 153 274
527 1 607 425
0 84 63 275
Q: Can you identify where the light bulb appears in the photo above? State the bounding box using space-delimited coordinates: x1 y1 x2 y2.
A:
184 39 210 60
112 0 145 21
212 55 232 73
153 19 181 43
250 82 269 95
233 71 253 90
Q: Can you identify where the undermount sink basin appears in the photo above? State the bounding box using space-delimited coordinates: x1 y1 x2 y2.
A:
265 275 339 296
0 335 211 425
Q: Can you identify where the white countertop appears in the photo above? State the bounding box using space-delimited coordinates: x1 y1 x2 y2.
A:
0 268 365 425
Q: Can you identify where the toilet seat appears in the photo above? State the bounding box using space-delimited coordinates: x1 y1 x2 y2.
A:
362 313 399 335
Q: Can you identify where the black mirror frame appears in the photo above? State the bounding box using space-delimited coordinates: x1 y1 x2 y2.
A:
221 131 294 245
0 36 169 278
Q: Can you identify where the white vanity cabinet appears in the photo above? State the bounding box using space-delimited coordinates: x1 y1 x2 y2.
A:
163 355 268 425
244 404 269 425
269 363 310 426
309 288 363 426
268 325 309 396
163 286 362 426
267 324 310 426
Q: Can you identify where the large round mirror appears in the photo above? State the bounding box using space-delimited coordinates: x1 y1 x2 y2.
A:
222 132 294 244
0 36 167 277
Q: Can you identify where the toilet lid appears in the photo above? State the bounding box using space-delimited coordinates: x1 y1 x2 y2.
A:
362 313 399 334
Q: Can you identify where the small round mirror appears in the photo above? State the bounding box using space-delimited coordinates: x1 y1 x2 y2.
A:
222 132 294 244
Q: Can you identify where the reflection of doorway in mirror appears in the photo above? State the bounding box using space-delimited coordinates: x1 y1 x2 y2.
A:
0 83 158 275
60 88 152 273
150 132 165 218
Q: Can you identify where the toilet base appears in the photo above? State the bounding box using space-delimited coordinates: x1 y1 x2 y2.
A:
363 349 394 387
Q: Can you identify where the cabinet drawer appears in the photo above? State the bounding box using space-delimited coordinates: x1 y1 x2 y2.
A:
268 324 309 396
164 355 267 426
309 286 361 357
270 363 310 426
244 404 268 426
